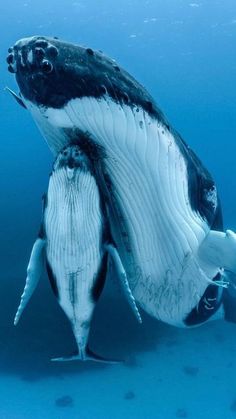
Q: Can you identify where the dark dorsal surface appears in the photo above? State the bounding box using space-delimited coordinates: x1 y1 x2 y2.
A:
8 36 222 230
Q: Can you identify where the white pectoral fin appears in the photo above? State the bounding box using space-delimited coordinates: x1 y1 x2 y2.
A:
105 244 142 323
14 238 46 325
199 230 236 275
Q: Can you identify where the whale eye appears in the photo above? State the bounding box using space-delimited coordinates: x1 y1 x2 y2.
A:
41 59 53 73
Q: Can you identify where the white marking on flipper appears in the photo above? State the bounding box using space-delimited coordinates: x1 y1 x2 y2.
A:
105 243 142 323
14 238 45 325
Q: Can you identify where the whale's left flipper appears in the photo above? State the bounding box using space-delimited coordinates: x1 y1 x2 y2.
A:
198 230 236 274
105 243 142 323
14 238 45 325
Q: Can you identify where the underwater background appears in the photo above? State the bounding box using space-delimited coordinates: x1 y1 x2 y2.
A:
1 0 236 418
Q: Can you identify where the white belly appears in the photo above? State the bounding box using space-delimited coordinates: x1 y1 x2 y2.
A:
44 168 103 321
27 97 219 326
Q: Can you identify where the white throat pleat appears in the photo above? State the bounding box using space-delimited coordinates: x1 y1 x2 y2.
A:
44 168 103 319
27 96 216 325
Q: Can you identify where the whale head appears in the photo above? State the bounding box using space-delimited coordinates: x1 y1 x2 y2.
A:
7 35 133 109
7 35 221 232
54 144 91 173
7 35 159 110
7 36 167 153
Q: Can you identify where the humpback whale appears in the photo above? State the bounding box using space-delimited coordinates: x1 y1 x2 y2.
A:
7 36 236 327
14 145 141 362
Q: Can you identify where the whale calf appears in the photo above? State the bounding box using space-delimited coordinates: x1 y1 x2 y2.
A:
14 144 141 362
7 36 236 327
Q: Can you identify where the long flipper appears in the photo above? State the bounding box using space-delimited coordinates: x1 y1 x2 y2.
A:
14 238 45 325
198 229 236 275
105 243 142 323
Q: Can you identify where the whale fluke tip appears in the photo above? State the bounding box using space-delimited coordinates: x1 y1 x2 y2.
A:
51 348 123 364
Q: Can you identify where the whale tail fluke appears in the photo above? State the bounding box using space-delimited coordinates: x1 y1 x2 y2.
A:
51 348 122 364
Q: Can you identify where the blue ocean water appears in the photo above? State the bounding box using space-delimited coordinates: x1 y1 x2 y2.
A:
1 1 236 418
